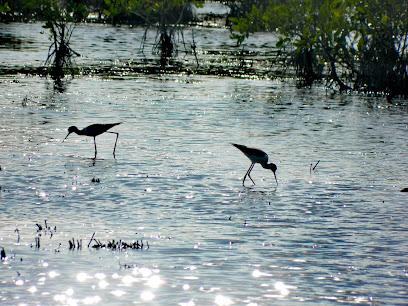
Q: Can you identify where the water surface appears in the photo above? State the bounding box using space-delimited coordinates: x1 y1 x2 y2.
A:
0 23 408 305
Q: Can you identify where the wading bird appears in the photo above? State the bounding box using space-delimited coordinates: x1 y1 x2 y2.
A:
63 123 121 158
231 143 277 186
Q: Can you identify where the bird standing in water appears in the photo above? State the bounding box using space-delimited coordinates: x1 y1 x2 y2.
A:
63 123 121 158
231 143 278 186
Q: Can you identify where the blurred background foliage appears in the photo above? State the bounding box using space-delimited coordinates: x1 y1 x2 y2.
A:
1 0 407 98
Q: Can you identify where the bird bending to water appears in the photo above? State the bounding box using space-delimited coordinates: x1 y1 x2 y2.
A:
231 143 277 186
63 123 121 158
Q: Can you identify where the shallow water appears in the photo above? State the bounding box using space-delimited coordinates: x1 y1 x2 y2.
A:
1 23 408 305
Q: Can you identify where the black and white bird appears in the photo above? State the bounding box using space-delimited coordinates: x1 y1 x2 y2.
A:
63 123 121 158
231 143 277 186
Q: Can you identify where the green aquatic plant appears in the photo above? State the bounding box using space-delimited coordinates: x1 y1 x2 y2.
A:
88 232 149 250
132 0 203 67
0 2 10 15
103 0 203 66
25 0 88 80
228 0 408 98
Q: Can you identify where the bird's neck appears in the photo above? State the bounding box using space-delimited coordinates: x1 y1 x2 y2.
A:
74 127 84 135
261 163 273 169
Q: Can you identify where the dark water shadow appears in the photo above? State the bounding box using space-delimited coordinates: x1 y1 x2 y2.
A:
63 154 118 169
243 185 278 195
0 33 24 49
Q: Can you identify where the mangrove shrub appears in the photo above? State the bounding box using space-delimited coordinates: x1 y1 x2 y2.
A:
229 0 408 99
24 0 88 80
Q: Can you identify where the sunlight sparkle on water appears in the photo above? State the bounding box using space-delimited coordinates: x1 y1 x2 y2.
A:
15 279 24 286
140 290 155 301
83 295 102 304
94 272 106 280
252 269 262 277
98 279 109 289
215 294 233 305
184 276 199 280
179 300 195 306
65 288 74 296
37 276 46 284
146 274 164 288
274 281 290 296
111 289 126 297
132 266 154 277
37 190 48 199
252 269 272 277
54 294 67 303
48 271 60 278
76 272 91 282
121 274 137 285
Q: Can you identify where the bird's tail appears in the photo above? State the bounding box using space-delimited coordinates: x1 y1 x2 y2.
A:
111 122 121 128
230 143 247 152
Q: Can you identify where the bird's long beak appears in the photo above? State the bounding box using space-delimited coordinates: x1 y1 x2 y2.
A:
62 132 71 143
273 171 278 186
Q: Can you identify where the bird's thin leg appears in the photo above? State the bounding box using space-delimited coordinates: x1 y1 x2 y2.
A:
93 136 97 159
107 132 119 157
247 163 256 185
243 163 255 186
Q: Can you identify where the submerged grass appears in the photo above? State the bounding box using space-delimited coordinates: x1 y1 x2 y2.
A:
8 220 149 256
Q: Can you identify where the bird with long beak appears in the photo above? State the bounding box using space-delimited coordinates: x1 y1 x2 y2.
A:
231 143 278 186
63 123 121 158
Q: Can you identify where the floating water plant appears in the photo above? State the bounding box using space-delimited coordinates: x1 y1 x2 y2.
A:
87 232 149 251
1 248 6 260
310 160 321 173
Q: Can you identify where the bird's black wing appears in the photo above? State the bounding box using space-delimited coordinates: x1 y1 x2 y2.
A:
231 143 267 157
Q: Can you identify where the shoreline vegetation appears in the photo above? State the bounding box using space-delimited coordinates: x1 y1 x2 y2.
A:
1 0 407 100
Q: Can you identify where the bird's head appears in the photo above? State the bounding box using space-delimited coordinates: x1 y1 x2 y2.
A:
63 126 78 142
266 163 278 185
267 163 277 172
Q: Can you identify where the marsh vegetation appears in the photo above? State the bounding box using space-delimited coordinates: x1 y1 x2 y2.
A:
1 0 407 98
